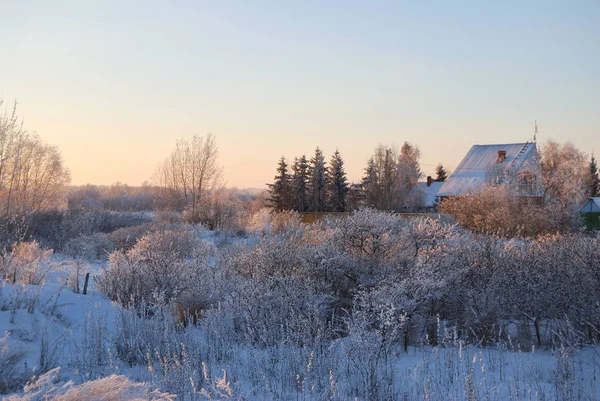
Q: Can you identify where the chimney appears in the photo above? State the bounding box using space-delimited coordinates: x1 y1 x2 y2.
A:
427 176 433 187
498 150 506 162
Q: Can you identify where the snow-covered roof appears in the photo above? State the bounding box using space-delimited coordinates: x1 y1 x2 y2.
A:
581 198 600 213
438 142 540 197
414 181 444 207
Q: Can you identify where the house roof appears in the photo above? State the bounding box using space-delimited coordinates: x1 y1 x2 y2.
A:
437 142 539 197
414 181 444 207
581 198 600 213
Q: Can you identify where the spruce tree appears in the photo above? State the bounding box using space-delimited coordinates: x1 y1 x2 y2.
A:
292 155 310 212
327 150 349 212
308 147 328 212
361 157 380 208
590 154 599 197
435 164 448 182
267 156 292 211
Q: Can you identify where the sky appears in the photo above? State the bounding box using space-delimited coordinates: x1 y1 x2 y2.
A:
1 0 599 188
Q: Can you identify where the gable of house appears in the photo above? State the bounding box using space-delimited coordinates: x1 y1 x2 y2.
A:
581 198 600 213
437 142 543 197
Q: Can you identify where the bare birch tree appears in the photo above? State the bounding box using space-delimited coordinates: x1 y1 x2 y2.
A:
155 134 224 225
0 99 70 218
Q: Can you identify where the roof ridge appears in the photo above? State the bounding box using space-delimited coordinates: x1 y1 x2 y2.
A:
472 142 531 147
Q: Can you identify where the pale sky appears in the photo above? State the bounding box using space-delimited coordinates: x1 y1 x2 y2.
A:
1 1 598 188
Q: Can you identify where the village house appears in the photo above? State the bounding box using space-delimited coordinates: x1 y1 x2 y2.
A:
413 175 444 210
580 197 600 231
437 142 544 199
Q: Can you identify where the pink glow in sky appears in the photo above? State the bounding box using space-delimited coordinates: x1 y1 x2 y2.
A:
1 1 598 188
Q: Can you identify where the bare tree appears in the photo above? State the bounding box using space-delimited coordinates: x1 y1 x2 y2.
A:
155 134 224 225
396 142 423 210
539 140 588 230
0 99 70 218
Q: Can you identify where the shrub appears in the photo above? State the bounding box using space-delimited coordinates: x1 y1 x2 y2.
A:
247 208 301 236
63 233 115 261
0 241 53 285
6 368 175 401
107 223 153 251
440 186 570 236
97 229 213 307
62 260 90 294
0 335 29 394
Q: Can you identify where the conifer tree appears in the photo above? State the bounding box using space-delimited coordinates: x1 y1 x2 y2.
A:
308 147 328 212
590 154 599 197
267 156 292 211
361 157 380 208
327 150 349 212
292 155 310 212
435 164 448 182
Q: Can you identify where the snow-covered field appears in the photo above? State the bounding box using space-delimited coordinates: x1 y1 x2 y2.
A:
2 272 599 400
2 210 600 400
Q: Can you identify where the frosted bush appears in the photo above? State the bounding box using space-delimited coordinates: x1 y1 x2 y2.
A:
62 260 89 294
0 241 53 285
63 233 115 261
247 208 301 236
0 334 29 394
6 368 175 401
226 275 333 346
332 208 406 262
128 228 201 260
97 228 214 308
107 223 153 251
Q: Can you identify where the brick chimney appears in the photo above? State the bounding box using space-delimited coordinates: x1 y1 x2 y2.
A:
427 176 433 187
498 150 506 162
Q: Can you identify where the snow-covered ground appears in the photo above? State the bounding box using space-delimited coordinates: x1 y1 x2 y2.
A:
2 210 600 400
1 249 599 400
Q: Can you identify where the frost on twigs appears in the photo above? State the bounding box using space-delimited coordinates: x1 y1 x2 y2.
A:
6 368 175 401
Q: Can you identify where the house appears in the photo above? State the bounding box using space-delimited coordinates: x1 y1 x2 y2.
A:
437 142 543 198
414 176 444 210
580 198 600 231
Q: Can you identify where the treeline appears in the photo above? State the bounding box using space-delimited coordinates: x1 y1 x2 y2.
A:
268 142 449 213
68 183 155 212
268 148 350 212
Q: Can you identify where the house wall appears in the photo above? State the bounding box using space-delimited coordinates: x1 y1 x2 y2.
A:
582 212 600 231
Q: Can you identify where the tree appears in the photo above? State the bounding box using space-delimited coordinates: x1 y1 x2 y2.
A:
435 164 448 182
267 156 292 211
291 155 309 212
347 183 364 211
540 140 587 205
590 154 599 197
308 147 328 212
327 150 349 212
0 99 70 218
361 157 380 209
539 140 588 230
361 146 399 211
156 134 224 225
396 142 422 210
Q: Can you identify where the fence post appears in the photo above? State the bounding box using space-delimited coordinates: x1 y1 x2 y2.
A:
83 272 90 295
